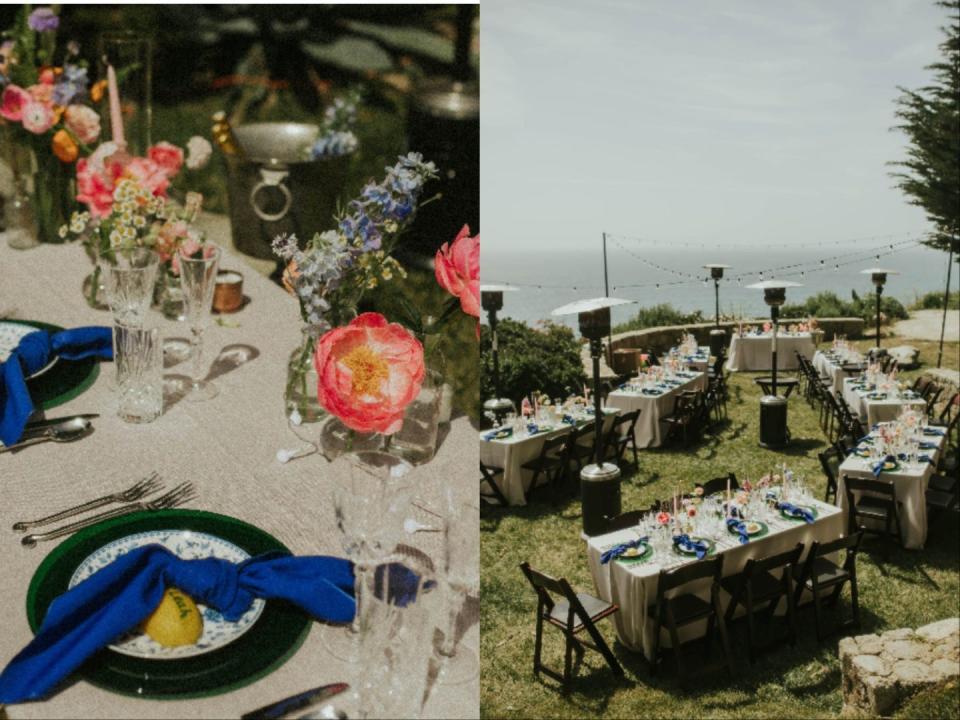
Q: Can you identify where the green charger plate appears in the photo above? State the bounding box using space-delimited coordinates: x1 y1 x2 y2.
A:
780 505 819 522
26 509 312 700
672 537 716 557
615 542 654 564
7 320 101 410
728 520 769 539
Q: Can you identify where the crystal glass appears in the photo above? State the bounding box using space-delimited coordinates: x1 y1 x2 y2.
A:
114 323 162 423
99 247 159 327
179 246 221 401
98 32 153 156
322 452 413 663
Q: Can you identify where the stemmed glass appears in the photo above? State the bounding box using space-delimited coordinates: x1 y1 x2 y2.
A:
178 246 220 401
98 247 159 327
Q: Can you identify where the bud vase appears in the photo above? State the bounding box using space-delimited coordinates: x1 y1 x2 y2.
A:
390 345 445 465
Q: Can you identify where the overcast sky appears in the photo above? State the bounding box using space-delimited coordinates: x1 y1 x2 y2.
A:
480 0 949 255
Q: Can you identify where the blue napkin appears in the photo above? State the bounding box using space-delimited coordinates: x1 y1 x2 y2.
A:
923 427 945 436
526 423 540 434
0 544 425 704
641 388 661 396
919 441 937 450
872 455 896 477
0 327 112 446
726 518 750 544
918 454 934 465
562 414 576 425
673 534 709 559
482 427 512 441
600 537 649 564
778 502 815 523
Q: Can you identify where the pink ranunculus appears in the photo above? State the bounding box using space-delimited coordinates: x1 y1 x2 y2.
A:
656 511 671 526
21 101 55 134
763 321 772 333
26 83 53 105
435 224 480 318
314 312 425 435
147 141 184 178
76 156 117 217
0 85 31 121
124 157 170 198
64 104 101 145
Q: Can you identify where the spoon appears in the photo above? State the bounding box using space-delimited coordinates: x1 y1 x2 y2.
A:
0 417 93 454
404 518 439 535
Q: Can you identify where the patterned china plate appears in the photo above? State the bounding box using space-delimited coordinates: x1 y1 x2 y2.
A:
617 543 653 563
673 537 715 556
729 520 768 537
68 530 266 660
780 505 818 521
0 321 58 379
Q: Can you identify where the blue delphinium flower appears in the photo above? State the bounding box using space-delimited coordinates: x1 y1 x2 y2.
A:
28 7 59 32
309 130 358 159
52 64 89 106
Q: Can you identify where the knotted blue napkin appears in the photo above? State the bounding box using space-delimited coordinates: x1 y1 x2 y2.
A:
673 534 708 559
726 518 750 544
777 502 815 524
919 441 937 450
482 427 512 441
923 427 945 436
526 423 540 434
0 327 112 446
600 537 648 564
0 544 421 704
872 455 896 477
562 414 576 425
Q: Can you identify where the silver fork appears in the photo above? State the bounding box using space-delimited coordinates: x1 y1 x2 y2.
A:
21 482 196 548
12 472 163 532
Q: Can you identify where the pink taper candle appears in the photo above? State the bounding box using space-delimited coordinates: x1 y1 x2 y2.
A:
106 63 125 149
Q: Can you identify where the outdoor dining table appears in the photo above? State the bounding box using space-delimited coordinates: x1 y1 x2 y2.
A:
813 350 866 394
585 496 844 660
841 377 927 427
838 427 946 549
478 409 618 506
664 348 710 373
0 235 477 718
605 371 708 450
725 332 815 372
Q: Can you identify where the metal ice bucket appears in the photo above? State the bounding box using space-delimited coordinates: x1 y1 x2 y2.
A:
223 122 351 262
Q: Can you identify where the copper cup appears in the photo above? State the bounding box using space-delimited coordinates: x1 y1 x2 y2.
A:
213 270 244 313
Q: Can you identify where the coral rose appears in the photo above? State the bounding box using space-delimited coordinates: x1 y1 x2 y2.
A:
125 157 170 198
1 85 31 121
314 312 425 435
148 141 184 178
435 224 479 318
51 129 78 162
64 104 101 145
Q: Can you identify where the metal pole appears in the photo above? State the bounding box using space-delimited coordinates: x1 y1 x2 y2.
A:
591 338 604 466
771 305 779 396
488 307 501 400
937 247 954 368
602 233 612 365
715 279 720 327
876 284 883 350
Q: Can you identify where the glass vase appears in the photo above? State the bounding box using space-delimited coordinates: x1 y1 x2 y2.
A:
389 344 445 465
3 133 73 246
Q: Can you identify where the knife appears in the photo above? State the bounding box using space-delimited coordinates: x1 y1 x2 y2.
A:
241 682 349 720
22 414 99 434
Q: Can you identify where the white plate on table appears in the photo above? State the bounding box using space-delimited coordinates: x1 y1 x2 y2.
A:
0 321 58 379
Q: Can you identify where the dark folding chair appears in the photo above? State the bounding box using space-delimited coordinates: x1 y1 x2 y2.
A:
721 543 803 662
604 409 640 470
818 449 841 504
649 555 733 678
911 376 931 396
662 391 699 446
521 431 572 504
926 473 959 514
567 421 598 477
697 472 739 498
794 530 864 641
924 383 944 421
605 509 647 533
844 476 903 551
480 461 509 506
518 562 624 691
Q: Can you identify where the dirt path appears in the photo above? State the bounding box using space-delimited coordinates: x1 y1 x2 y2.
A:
893 309 959 342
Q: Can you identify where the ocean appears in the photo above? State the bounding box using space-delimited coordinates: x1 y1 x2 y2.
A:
481 241 956 330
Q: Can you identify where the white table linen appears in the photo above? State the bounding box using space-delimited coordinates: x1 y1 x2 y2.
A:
606 372 708 449
841 378 927 427
725 333 814 372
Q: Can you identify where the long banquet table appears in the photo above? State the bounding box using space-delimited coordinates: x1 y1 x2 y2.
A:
0 236 478 719
725 332 814 372
605 371 708 449
841 377 927 428
585 496 844 660
812 350 865 394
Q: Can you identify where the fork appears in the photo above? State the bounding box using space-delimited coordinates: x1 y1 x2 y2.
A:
12 472 163 532
21 482 196 548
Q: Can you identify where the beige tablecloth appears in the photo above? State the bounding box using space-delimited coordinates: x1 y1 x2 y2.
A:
586 497 844 659
841 378 927 427
606 372 708 449
813 350 864 394
838 430 945 549
0 239 478 719
725 333 814 372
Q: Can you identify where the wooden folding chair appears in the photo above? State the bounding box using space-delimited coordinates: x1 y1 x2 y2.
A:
480 461 509 506
697 472 739 498
793 530 864 641
817 449 841 504
604 409 641 470
844 476 903 552
521 431 572 504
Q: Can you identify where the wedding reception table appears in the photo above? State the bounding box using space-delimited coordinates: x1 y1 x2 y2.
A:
605 371 708 449
838 427 945 549
478 409 618 506
0 236 478 719
813 350 865 394
585 496 844 659
667 348 710 373
841 377 927 427
725 332 814 372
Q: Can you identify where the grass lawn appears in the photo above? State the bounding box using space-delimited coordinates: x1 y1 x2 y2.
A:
479 337 959 719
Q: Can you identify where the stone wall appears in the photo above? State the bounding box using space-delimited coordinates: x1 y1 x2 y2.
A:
839 617 959 717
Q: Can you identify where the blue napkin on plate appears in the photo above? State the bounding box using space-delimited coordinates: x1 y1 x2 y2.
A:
600 536 649 564
872 455 896 477
726 518 750 544
918 454 934 465
561 414 576 425
641 388 661 396
777 502 815 523
673 534 709 559
0 327 112 446
0 544 425 704
482 427 512 441
526 423 540 434
923 427 945 436
919 441 937 450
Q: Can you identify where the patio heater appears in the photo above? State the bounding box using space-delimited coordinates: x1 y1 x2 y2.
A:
552 297 633 536
860 268 899 352
481 285 518 425
703 263 731 358
746 280 802 449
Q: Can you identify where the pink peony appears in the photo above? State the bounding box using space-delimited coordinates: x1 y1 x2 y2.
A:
27 83 53 105
656 511 672 526
314 312 425 435
21 101 55 134
435 224 480 318
64 105 101 145
124 157 170 197
147 141 184 178
0 85 31 121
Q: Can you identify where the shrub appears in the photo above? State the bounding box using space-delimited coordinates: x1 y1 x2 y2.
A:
781 290 908 325
895 679 959 719
911 290 960 310
480 318 586 409
613 303 705 333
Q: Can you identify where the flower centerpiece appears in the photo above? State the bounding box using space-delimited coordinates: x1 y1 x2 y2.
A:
307 88 361 159
0 6 102 244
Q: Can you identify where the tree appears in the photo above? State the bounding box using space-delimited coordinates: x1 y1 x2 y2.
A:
890 0 959 365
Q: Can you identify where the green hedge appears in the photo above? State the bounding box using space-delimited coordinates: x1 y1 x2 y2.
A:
910 290 960 310
612 303 706 334
781 290 908 325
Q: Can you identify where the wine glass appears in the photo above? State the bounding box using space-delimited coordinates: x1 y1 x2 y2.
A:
178 245 221 401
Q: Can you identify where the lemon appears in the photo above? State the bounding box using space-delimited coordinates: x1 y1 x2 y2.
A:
142 587 203 647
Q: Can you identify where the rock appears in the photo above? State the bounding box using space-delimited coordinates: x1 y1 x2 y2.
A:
892 659 930 684
932 658 960 678
881 628 914 641
853 654 891 676
863 673 899 716
856 634 884 655
885 640 926 661
886 345 919 369
839 636 859 656
917 618 960 643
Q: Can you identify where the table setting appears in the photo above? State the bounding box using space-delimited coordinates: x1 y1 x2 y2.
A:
664 332 710 372
813 337 867 394
725 322 815 372
841 365 926 427
605 366 707 449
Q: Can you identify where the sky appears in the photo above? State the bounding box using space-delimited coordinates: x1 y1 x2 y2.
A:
480 0 949 259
